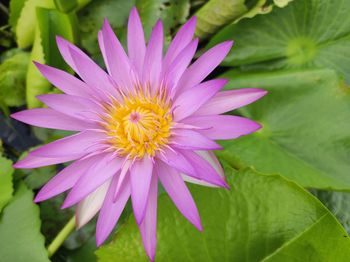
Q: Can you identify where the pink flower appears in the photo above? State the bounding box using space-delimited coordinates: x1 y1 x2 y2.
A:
12 7 266 261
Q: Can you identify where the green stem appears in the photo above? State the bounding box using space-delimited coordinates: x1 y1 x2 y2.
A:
47 216 76 258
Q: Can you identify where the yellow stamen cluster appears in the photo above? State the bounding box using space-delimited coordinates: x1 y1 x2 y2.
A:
103 90 172 159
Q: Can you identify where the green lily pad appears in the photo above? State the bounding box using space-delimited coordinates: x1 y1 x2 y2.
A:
209 0 350 83
219 68 350 190
0 183 49 262
96 165 350 261
312 190 350 234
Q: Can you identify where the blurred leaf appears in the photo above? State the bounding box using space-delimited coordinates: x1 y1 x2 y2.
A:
37 8 78 69
77 0 134 63
0 49 29 107
26 8 77 108
67 237 97 262
136 0 190 38
77 0 190 63
0 183 49 262
312 190 350 234
209 0 350 83
23 165 56 189
96 166 350 261
219 68 350 190
26 22 51 108
40 194 74 244
194 0 295 39
11 0 55 48
0 147 13 213
194 0 251 38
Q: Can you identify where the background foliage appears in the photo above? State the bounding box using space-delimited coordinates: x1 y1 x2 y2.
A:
1 0 350 261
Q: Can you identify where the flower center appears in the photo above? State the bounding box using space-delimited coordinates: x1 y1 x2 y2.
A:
103 91 172 159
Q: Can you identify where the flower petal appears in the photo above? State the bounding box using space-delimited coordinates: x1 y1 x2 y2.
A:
68 46 117 98
157 161 202 230
173 79 227 121
127 7 146 77
34 154 101 202
130 157 153 224
96 174 131 246
142 20 163 92
76 179 111 228
62 154 123 208
174 41 233 95
171 129 222 150
181 150 228 188
139 171 158 261
30 130 105 158
195 88 268 115
163 39 198 92
101 19 135 89
37 94 102 121
183 115 261 140
13 154 74 169
34 62 92 98
181 151 224 187
163 16 196 71
196 150 224 178
157 147 195 176
11 108 95 131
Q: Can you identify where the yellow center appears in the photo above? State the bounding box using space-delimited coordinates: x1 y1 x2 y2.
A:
103 90 172 159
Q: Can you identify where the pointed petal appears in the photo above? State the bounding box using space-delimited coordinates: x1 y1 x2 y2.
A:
30 130 105 158
142 20 163 91
163 39 198 91
11 108 96 131
96 174 131 246
62 154 123 208
76 179 111 228
171 129 222 150
157 161 202 230
101 19 135 89
127 7 146 77
14 154 74 169
183 115 261 140
196 150 224 178
181 151 224 187
139 172 158 261
173 79 227 120
34 155 102 202
195 88 267 115
37 94 102 121
163 16 196 71
181 150 228 188
34 62 92 98
68 46 117 98
175 41 233 95
130 157 153 224
157 147 195 176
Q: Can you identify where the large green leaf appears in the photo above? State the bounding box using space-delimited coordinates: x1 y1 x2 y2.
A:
209 0 350 83
312 190 350 234
0 144 13 213
0 183 49 262
96 166 350 261
219 68 350 190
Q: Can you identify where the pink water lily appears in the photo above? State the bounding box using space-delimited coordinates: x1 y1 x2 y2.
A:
12 7 266 261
